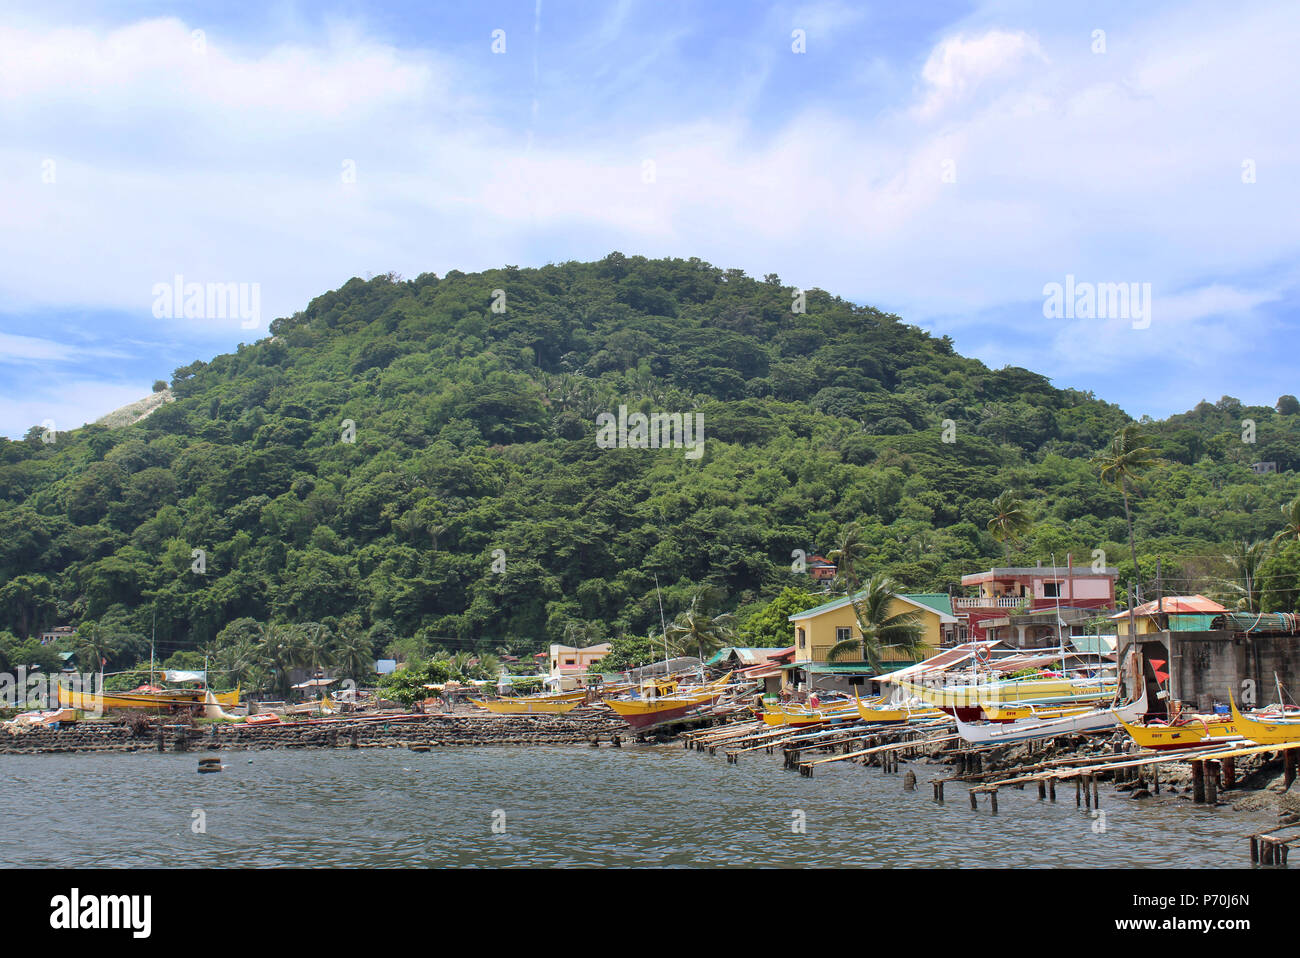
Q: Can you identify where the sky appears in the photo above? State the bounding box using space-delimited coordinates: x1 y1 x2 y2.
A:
1 0 1297 438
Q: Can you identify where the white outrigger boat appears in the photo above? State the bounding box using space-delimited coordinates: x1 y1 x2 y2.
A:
953 687 1148 745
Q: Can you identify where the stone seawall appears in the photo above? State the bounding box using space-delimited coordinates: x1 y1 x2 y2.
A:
0 713 632 755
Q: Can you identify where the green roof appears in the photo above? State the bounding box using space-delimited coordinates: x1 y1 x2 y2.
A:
804 663 879 674
899 593 952 616
788 590 956 623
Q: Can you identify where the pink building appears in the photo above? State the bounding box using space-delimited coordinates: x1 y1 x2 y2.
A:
955 561 1117 641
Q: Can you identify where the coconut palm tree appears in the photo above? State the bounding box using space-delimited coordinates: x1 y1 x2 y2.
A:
333 630 375 685
1272 496 1300 546
1219 539 1274 613
75 623 117 689
827 523 869 594
255 623 307 699
1093 424 1156 601
666 590 738 662
828 573 928 672
986 490 1032 560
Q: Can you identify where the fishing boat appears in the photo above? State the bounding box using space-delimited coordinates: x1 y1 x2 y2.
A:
979 701 1095 722
898 673 1118 711
854 695 943 724
59 683 241 712
760 700 860 728
1116 712 1243 750
1228 694 1300 745
604 673 734 729
954 688 1148 745
470 697 584 715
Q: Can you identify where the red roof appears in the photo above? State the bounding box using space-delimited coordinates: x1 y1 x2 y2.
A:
1110 594 1227 618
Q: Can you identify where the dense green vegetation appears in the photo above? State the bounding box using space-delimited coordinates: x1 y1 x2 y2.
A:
2 254 1298 679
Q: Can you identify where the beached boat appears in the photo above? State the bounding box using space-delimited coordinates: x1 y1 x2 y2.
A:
1228 695 1300 745
978 701 1095 722
604 673 734 729
470 697 584 715
898 674 1117 710
760 701 859 727
1116 713 1243 750
954 688 1148 745
854 697 944 724
59 683 241 712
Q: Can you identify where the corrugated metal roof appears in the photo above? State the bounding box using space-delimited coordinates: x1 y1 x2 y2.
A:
1110 594 1227 618
704 647 778 666
788 591 957 624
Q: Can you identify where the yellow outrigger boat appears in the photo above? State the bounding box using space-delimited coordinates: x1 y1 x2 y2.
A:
470 697 584 715
1117 714 1243 750
604 673 733 729
1228 694 1300 745
899 674 1118 709
59 683 241 712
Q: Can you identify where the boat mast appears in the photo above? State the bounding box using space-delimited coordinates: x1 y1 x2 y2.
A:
654 575 669 681
1051 553 1065 676
150 610 156 687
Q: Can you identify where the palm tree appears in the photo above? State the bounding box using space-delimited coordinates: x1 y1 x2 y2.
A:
1094 424 1156 601
301 623 336 679
1272 496 1300 546
827 523 869 593
75 623 117 689
255 623 307 699
986 490 1032 560
1219 539 1273 613
333 630 375 685
666 590 738 663
829 573 928 672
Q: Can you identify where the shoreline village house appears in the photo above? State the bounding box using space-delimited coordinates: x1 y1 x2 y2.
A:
1110 595 1300 715
786 592 957 693
807 555 838 583
547 642 611 691
955 561 1118 643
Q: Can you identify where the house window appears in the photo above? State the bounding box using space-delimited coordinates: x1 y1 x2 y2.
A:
1044 582 1061 598
564 658 575 666
836 627 852 643
797 628 805 649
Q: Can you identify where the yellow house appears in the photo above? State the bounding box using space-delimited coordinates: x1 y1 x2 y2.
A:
787 592 957 667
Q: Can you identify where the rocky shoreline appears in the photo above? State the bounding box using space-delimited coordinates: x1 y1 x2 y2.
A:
0 712 632 755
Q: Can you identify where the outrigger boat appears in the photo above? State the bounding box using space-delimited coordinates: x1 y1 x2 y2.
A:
604 673 734 729
898 673 1118 712
955 687 1148 745
1116 711 1244 750
760 699 860 728
1228 693 1300 746
470 697 584 715
59 683 241 713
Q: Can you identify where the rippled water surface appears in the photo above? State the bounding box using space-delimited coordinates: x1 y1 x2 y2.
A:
0 745 1271 867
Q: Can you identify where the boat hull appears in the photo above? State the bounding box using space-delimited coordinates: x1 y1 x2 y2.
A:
954 689 1148 745
1117 716 1242 750
1229 696 1300 745
59 685 240 712
470 699 582 715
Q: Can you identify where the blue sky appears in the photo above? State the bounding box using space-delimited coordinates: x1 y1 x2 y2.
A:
2 0 1297 437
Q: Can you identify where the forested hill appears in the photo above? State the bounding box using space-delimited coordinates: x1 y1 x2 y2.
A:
2 253 1299 666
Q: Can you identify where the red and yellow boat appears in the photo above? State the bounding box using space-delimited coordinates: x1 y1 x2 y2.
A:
604 673 733 729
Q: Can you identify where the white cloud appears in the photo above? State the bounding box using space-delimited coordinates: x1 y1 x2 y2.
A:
916 29 1047 117
0 2 1296 424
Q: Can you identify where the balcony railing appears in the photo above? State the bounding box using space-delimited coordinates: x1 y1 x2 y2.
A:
953 596 1023 609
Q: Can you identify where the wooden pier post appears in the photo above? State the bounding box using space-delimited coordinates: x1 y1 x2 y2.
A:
990 788 998 815
1092 776 1100 809
970 789 978 810
1205 763 1218 805
1192 760 1205 804
1049 778 1056 802
1286 750 1297 791
1075 778 1082 808
1038 780 1046 801
1084 774 1092 810
1251 834 1259 864
1222 755 1235 789
1152 765 1159 794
